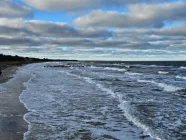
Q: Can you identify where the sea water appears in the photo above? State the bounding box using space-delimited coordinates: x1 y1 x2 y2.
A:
3 62 186 140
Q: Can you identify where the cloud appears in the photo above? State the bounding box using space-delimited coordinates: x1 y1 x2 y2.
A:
114 22 186 38
0 0 184 60
0 18 113 38
0 0 33 18
73 1 186 28
1 18 186 51
23 0 165 12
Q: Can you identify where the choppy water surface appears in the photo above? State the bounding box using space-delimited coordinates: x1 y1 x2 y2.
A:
17 62 186 140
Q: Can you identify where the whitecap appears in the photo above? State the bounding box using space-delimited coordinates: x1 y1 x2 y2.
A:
176 76 186 80
83 77 94 84
125 65 131 68
104 67 126 72
0 85 6 93
125 72 142 76
96 83 116 98
118 99 162 140
180 66 186 70
174 93 186 98
137 79 182 92
158 71 169 75
90 65 100 69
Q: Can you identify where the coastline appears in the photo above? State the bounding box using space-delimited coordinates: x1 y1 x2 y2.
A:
0 65 28 140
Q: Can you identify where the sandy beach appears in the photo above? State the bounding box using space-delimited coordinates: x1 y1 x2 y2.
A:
0 65 28 140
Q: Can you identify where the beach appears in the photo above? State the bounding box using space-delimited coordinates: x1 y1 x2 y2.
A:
0 65 28 140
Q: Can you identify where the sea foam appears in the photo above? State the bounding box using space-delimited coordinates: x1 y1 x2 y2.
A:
95 82 162 140
125 72 142 76
104 67 126 72
176 76 186 80
158 71 169 74
180 66 186 70
137 79 182 92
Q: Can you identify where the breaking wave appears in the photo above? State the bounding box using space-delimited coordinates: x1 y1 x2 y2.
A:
104 67 126 72
176 75 186 80
158 71 169 74
137 79 182 92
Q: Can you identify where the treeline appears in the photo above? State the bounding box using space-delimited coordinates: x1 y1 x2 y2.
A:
0 54 53 62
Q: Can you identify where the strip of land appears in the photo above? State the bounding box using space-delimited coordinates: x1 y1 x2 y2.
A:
0 65 27 140
0 54 59 140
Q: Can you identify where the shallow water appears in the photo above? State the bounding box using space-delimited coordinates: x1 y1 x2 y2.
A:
4 62 186 140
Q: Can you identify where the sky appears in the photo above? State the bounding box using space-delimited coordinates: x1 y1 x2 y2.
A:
0 0 186 60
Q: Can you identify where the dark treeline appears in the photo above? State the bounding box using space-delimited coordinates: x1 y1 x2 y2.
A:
0 54 52 75
0 54 77 62
0 54 52 62
0 53 69 76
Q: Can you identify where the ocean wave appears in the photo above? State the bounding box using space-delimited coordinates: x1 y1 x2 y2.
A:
90 66 99 69
0 86 6 94
118 96 162 140
104 67 126 72
176 76 186 80
124 65 131 68
180 66 186 70
174 93 186 98
60 71 82 79
125 72 142 76
113 64 123 66
158 71 169 74
95 84 162 140
137 79 182 92
96 83 116 98
83 77 94 84
150 65 170 68
88 81 161 139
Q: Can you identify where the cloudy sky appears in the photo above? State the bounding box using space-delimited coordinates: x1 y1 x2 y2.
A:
0 0 186 60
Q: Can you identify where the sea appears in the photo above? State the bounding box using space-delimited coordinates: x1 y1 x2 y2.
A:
1 61 186 140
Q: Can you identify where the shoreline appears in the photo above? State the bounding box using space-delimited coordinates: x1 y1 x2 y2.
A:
0 64 28 140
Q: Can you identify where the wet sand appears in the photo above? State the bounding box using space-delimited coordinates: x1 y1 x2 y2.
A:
0 66 28 140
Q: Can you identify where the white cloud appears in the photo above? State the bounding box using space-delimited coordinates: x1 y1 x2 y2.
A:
1 0 186 59
1 18 186 51
0 18 113 38
73 1 186 28
23 0 165 12
0 0 33 18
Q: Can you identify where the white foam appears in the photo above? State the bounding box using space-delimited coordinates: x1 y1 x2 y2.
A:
125 72 142 76
83 77 94 84
104 67 126 72
60 71 82 79
176 75 186 80
96 83 116 98
0 85 6 93
59 71 161 139
137 79 182 92
158 71 169 74
94 85 162 140
118 99 162 140
90 66 98 69
150 65 170 68
180 66 186 70
19 63 163 140
175 93 186 98
125 65 131 68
